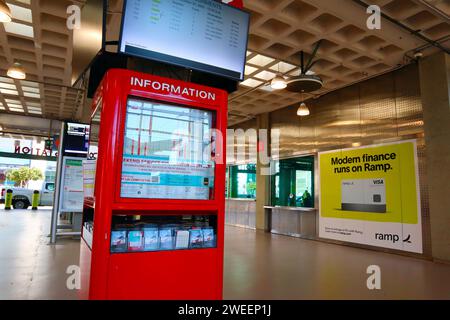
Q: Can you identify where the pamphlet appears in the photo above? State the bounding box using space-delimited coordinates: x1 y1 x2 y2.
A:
189 229 204 248
175 230 190 249
128 230 144 251
144 228 159 251
111 230 127 252
202 227 215 248
159 228 174 250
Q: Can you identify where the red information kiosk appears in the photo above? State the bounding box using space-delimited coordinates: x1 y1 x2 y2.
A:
80 69 227 300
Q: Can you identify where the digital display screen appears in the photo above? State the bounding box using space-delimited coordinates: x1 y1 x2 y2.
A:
119 0 250 81
64 122 90 155
120 98 216 200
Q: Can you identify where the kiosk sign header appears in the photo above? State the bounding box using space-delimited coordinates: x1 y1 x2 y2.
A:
130 77 217 102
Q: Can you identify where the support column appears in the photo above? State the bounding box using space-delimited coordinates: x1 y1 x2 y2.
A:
419 52 450 262
255 113 270 231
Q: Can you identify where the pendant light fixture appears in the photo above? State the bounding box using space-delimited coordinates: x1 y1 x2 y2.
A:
297 102 310 116
270 63 287 90
7 62 26 80
270 74 287 90
297 92 310 117
0 1 12 23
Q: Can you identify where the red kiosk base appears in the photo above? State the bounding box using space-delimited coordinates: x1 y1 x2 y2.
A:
79 69 227 300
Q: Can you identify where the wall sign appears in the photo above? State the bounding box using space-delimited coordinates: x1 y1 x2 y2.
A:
318 140 422 253
14 145 57 157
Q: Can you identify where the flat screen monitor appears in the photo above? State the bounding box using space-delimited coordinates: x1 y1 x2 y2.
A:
119 0 250 81
64 122 90 156
120 98 216 200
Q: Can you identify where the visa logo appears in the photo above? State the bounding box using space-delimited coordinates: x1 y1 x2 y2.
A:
373 180 384 185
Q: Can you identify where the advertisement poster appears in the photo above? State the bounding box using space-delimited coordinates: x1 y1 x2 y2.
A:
318 140 422 253
59 157 84 212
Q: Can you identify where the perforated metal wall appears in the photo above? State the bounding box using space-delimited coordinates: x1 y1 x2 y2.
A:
229 64 431 256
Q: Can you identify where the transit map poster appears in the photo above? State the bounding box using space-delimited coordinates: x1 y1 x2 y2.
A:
318 140 422 253
59 157 84 213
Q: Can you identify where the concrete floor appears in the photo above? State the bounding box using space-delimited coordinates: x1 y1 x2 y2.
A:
1 208 450 300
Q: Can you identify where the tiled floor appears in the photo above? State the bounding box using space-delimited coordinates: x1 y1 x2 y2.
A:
1 208 450 300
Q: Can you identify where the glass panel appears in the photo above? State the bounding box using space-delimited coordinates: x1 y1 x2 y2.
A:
120 98 215 200
228 164 256 199
271 156 314 208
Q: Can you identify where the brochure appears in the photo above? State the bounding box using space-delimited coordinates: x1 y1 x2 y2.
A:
159 228 174 250
189 229 204 248
111 230 127 252
202 227 216 248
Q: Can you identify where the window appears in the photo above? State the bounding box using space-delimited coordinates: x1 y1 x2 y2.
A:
228 164 256 199
271 156 314 208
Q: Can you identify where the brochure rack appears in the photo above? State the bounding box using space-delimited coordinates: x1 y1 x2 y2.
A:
80 69 227 300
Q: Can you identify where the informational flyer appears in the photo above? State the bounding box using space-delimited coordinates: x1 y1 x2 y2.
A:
318 140 422 253
82 159 97 198
120 155 214 200
59 157 84 212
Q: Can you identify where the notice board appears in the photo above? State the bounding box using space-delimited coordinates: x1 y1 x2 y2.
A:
59 157 84 213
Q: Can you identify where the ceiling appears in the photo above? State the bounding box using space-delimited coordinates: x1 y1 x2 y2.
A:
0 0 448 137
228 0 450 125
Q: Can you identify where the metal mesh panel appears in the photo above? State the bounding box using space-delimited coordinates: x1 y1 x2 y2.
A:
229 64 431 256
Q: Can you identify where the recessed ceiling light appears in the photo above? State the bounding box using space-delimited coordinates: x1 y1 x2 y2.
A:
28 110 41 114
244 65 258 76
0 88 19 95
24 92 40 98
4 21 34 38
22 86 39 93
20 80 38 87
247 54 275 67
7 103 22 108
254 70 277 81
241 78 264 88
0 82 16 90
0 1 12 23
269 62 297 73
0 76 14 83
9 107 24 112
8 4 32 23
